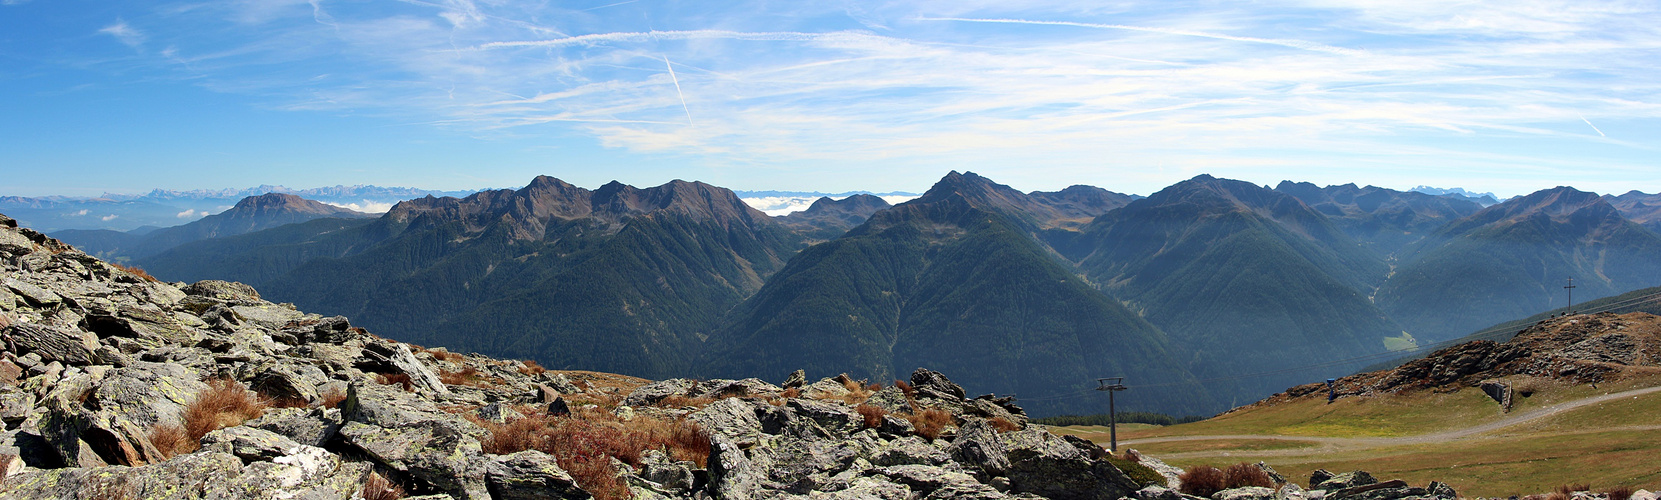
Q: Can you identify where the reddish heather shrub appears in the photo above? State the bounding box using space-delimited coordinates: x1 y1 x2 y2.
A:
320 388 348 409
147 423 190 459
987 417 1020 434
1178 465 1227 498
361 472 405 500
1605 485 1636 500
112 263 159 282
865 382 882 392
518 360 547 376
894 380 915 399
1223 462 1274 489
470 409 712 500
855 404 886 429
781 387 801 399
181 378 268 453
905 408 955 440
376 373 414 391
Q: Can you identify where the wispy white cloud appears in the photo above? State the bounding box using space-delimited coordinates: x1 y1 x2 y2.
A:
176 209 201 218
913 16 1369 56
36 0 1661 194
99 19 147 47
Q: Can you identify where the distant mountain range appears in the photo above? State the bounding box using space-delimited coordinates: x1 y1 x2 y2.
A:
54 193 373 261
22 174 1660 417
1 184 480 232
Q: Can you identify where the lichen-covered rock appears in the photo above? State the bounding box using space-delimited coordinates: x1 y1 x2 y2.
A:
698 378 783 399
3 324 97 366
624 378 698 407
200 426 305 463
708 434 762 500
339 420 490 499
486 449 592 499
246 406 342 447
182 280 262 303
782 369 807 389
872 436 951 467
689 397 766 447
1214 486 1277 500
359 341 452 397
1315 471 1376 491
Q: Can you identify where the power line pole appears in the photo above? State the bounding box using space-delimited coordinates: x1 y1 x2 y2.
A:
1565 277 1576 315
1096 377 1127 452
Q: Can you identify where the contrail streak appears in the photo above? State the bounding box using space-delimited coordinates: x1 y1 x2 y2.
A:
916 17 1365 56
1579 114 1606 137
665 56 693 126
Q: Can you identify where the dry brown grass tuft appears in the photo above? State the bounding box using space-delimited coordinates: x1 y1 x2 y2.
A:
781 387 801 399
1223 462 1275 489
469 407 711 500
147 423 190 459
988 417 1020 434
361 471 405 500
1605 485 1636 500
438 366 501 387
112 263 159 282
167 378 268 455
376 373 414 391
832 379 875 405
320 388 348 409
904 408 955 440
518 360 547 376
1178 465 1227 498
856 404 886 429
659 395 719 408
894 380 915 399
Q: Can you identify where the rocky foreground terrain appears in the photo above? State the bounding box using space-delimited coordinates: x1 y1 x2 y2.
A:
0 210 1635 499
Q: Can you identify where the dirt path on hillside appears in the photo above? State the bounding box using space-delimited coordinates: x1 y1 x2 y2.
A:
1115 384 1661 458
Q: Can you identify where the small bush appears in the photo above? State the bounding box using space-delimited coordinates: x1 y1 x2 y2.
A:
987 417 1020 434
865 382 881 392
179 378 268 454
361 471 405 500
659 395 718 408
1223 462 1274 488
1178 465 1227 498
904 408 954 440
376 373 414 391
112 263 159 282
894 380 915 399
470 409 712 500
320 388 348 409
518 360 547 376
148 423 190 459
1605 485 1636 500
856 404 886 429
439 366 500 387
1107 455 1168 488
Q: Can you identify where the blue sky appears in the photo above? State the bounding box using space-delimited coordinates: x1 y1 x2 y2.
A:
3 0 1658 198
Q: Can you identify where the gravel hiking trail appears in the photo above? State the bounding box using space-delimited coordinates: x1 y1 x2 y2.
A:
1112 384 1661 459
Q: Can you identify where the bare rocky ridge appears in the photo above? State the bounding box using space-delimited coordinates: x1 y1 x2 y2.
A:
1251 311 1661 409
